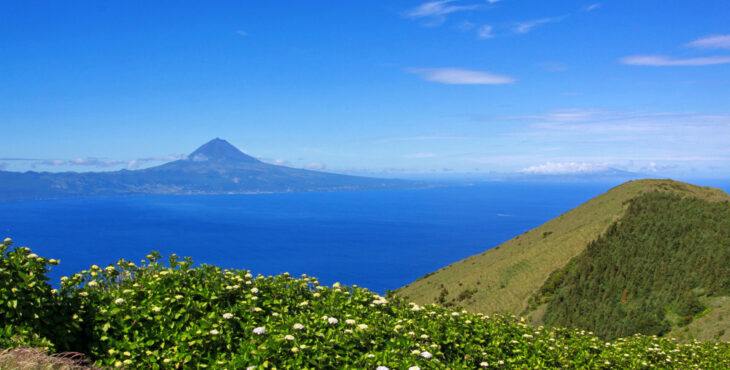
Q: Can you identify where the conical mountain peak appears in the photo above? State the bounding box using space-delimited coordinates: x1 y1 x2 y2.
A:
188 138 260 163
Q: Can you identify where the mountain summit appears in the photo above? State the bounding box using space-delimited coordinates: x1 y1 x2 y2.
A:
397 179 730 341
188 138 260 163
0 138 416 200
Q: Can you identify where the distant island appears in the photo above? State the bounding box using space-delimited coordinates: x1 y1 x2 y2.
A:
0 138 418 201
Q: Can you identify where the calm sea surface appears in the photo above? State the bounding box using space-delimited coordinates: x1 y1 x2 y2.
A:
2 181 726 293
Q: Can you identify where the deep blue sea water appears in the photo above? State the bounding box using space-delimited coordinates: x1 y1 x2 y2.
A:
1 181 727 293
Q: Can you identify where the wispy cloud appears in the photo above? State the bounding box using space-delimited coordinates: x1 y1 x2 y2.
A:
0 163 7 170
406 0 479 18
620 55 730 66
304 162 327 171
513 16 565 34
468 108 730 174
584 3 601 12
685 34 730 50
640 161 677 173
500 108 609 123
405 0 481 26
537 61 568 72
34 155 185 170
520 161 610 175
496 110 730 165
477 25 495 39
72 158 126 167
273 158 290 165
501 108 730 132
376 135 467 144
405 153 437 159
126 155 187 169
407 67 515 84
235 30 248 37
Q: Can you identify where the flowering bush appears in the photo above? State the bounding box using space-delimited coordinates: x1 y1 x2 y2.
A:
1 239 729 368
0 238 64 350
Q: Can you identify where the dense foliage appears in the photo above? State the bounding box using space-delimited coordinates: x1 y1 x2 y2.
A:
0 238 64 350
1 238 729 368
538 192 730 340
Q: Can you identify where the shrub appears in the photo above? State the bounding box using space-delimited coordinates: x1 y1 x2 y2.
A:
1 239 729 368
0 238 60 351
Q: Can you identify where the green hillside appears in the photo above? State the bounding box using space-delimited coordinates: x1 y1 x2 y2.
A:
395 179 730 326
2 238 728 368
530 192 730 340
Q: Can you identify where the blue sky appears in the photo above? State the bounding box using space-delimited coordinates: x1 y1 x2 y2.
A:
2 0 729 178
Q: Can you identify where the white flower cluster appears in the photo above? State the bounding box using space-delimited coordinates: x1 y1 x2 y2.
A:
253 327 266 335
372 295 388 305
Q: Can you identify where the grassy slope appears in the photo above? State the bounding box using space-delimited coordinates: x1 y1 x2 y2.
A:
670 296 730 342
535 192 730 339
395 179 730 317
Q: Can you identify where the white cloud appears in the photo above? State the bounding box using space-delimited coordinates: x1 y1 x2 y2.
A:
72 158 126 167
584 3 601 12
502 108 607 123
520 161 610 175
495 109 730 169
685 34 730 50
514 17 564 34
258 157 291 166
39 159 68 166
407 67 515 84
304 162 327 171
406 0 479 18
503 109 730 133
620 55 730 66
405 0 482 26
640 161 678 173
35 155 186 170
477 25 495 39
127 155 187 169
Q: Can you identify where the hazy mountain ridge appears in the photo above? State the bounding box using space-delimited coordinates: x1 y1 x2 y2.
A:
0 139 418 201
395 179 730 341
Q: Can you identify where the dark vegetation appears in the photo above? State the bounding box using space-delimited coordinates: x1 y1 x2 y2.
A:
534 192 730 340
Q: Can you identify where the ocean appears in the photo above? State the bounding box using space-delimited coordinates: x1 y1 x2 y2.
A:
1 181 725 293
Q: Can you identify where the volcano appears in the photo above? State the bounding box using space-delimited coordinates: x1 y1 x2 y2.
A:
0 139 416 201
